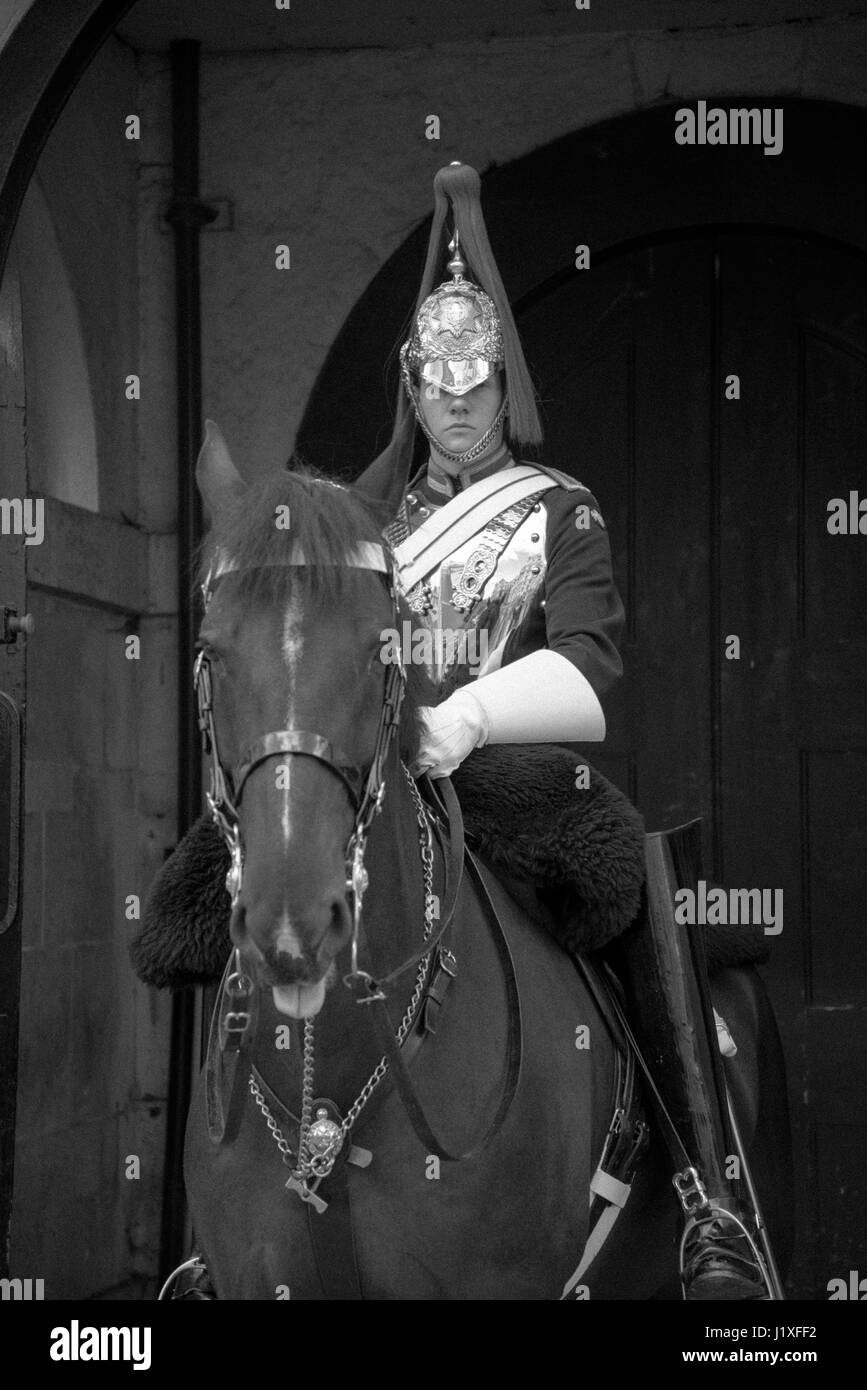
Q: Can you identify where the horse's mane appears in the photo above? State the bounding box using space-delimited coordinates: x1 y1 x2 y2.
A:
195 466 434 761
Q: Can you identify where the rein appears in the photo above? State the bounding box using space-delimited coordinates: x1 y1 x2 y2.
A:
195 536 521 1189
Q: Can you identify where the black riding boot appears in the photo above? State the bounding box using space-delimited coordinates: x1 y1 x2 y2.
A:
607 822 773 1301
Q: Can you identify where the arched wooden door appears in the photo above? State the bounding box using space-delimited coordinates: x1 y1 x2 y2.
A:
300 105 867 1298
522 231 867 1299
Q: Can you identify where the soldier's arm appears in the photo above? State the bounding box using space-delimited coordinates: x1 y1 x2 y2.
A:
465 485 624 743
517 483 625 701
414 486 624 773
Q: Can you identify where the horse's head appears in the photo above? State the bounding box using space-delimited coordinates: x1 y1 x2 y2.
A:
195 422 429 1020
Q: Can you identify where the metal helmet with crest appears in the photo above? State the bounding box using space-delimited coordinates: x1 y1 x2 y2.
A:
400 230 504 397
355 162 542 513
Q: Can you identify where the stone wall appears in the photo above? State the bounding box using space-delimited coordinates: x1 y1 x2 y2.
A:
10 34 175 1299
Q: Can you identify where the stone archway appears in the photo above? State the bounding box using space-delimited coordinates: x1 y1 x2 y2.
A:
0 1 135 278
15 178 99 509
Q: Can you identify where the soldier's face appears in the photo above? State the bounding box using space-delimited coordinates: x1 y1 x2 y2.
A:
419 373 504 456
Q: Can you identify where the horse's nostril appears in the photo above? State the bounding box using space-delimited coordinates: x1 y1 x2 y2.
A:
267 950 309 987
330 895 353 946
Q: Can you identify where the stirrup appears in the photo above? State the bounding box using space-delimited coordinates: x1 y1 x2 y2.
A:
679 1202 773 1301
157 1254 216 1300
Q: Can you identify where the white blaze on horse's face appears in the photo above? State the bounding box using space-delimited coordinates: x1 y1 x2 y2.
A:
275 594 305 955
270 590 335 1019
280 592 305 696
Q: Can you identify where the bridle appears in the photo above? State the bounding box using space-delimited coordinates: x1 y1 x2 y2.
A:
195 539 466 1003
195 535 520 1181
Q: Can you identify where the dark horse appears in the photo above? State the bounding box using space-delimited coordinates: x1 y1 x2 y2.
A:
183 425 792 1300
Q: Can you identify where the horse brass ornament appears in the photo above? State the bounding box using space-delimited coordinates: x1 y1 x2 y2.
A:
307 1108 343 1165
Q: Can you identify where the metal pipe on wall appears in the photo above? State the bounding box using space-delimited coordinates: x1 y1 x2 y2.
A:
159 37 217 1283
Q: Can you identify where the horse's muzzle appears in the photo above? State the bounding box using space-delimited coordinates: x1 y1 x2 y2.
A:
228 909 339 1018
230 889 352 971
259 939 327 988
231 898 348 984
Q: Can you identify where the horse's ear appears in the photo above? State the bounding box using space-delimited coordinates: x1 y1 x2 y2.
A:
196 420 246 523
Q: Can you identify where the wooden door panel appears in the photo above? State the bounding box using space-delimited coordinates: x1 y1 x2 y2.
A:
808 751 867 1008
524 244 716 843
630 243 715 847
803 331 867 645
522 255 637 810
716 236 867 1295
814 1117 867 1279
518 231 867 1297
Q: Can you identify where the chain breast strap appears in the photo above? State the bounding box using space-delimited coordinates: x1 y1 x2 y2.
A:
451 490 545 613
249 766 440 1210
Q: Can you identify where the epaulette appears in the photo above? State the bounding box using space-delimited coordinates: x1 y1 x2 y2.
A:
522 463 590 493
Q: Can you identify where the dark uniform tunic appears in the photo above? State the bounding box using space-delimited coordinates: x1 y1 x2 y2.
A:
386 451 625 704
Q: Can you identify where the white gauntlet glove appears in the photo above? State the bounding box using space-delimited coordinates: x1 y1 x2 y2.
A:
411 651 606 779
465 650 605 743
413 687 490 780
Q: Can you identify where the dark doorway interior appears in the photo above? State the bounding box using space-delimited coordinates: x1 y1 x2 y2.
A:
526 231 867 1300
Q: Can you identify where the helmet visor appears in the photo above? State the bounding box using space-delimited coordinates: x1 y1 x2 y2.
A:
420 355 496 397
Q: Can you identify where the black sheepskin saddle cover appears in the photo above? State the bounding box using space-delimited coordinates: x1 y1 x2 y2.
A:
131 744 767 989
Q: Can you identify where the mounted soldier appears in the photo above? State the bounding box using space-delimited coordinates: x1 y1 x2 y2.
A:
134 161 786 1303
355 161 773 1301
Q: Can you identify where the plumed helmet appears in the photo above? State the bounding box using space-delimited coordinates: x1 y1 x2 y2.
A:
355 162 542 514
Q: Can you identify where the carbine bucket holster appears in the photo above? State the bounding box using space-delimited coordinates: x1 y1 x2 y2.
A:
608 820 782 1300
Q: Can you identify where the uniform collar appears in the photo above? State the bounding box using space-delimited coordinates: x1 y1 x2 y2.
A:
422 443 514 502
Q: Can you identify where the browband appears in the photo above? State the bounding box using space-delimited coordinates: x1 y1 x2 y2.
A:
212 541 389 579
202 541 390 605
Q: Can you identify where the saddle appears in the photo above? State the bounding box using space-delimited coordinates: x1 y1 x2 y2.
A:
131 743 768 987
